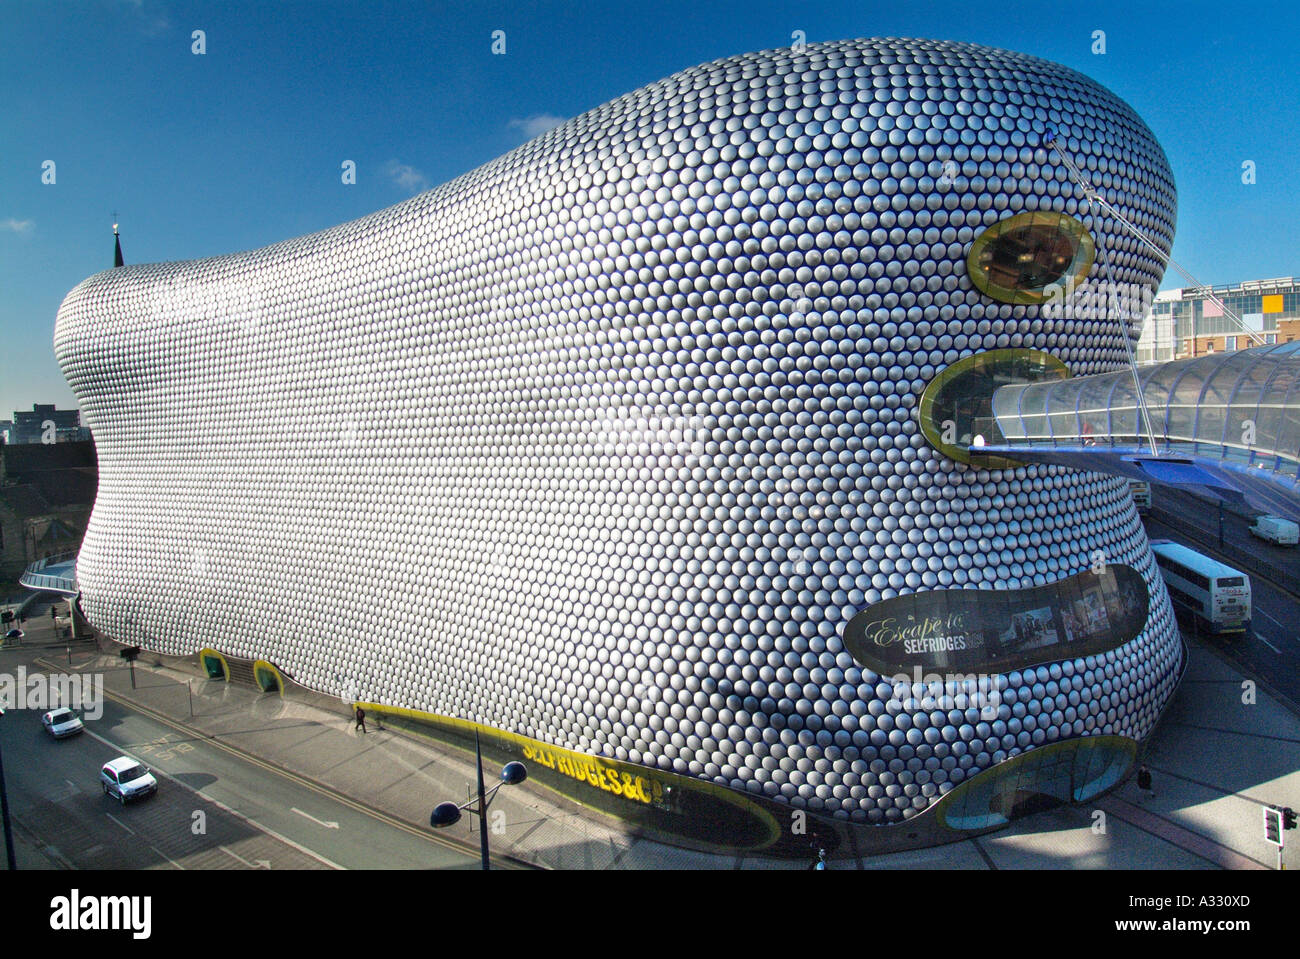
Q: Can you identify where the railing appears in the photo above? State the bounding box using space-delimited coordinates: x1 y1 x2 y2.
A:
1148 496 1300 598
19 550 79 595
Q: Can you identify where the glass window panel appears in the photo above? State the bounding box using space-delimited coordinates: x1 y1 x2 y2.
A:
1165 403 1196 441
967 212 1096 305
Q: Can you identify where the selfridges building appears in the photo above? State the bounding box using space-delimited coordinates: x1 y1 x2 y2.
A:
55 38 1184 855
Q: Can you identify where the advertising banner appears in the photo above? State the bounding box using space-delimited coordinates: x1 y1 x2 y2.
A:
842 565 1149 675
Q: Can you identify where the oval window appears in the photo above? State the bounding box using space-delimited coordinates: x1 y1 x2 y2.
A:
919 348 1069 468
966 211 1096 305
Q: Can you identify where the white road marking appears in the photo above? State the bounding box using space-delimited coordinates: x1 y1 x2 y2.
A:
105 813 135 835
219 845 271 869
150 844 185 869
1254 632 1283 654
82 726 343 869
1251 610 1287 653
291 807 340 829
1255 608 1286 629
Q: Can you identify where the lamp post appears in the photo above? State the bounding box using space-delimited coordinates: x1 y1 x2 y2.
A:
430 729 526 870
0 710 16 869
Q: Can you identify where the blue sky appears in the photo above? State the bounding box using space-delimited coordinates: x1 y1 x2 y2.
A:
2 0 1297 416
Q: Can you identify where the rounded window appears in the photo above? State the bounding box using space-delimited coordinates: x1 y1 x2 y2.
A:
966 211 1096 305
919 348 1069 468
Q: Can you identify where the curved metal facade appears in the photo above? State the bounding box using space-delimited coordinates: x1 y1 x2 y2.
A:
55 38 1182 830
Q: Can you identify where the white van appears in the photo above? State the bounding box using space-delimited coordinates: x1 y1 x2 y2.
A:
1250 515 1299 546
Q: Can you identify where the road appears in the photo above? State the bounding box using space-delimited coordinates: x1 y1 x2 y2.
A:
0 676 482 870
1143 488 1300 712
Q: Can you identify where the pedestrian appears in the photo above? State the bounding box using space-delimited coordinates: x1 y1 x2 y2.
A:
1137 763 1153 802
355 705 367 734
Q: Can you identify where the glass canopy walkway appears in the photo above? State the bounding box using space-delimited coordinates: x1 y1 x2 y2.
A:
975 342 1300 522
19 550 80 596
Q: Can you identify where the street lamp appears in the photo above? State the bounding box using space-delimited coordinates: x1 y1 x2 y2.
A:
430 729 526 870
0 709 16 869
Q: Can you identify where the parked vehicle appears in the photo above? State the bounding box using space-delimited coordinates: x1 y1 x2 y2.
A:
1129 480 1152 515
1150 539 1251 635
100 756 158 805
41 708 84 739
1249 515 1299 546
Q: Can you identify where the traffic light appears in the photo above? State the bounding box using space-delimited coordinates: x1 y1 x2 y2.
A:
1285 807 1298 830
1264 806 1284 845
119 645 142 661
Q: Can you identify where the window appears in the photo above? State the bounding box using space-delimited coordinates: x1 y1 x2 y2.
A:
919 349 1070 467
1226 336 1237 351
1155 554 1210 591
966 211 1096 305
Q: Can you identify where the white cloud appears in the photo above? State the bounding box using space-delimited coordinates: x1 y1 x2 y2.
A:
119 0 170 35
508 113 568 140
1 218 33 234
383 160 430 193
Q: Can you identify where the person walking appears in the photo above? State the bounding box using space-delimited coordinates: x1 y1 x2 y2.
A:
1136 764 1153 802
355 704 367 734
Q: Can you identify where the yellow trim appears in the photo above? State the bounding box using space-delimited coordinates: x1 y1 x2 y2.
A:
360 702 783 850
252 660 284 695
935 734 1138 831
966 210 1096 306
197 648 229 681
918 348 1069 468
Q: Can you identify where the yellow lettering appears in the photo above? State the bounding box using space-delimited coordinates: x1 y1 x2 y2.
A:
620 771 638 800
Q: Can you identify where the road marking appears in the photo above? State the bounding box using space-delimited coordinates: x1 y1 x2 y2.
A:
1249 610 1286 653
81 725 344 870
220 845 272 869
64 664 510 868
105 813 135 835
292 807 340 829
150 844 185 870
1254 632 1283 654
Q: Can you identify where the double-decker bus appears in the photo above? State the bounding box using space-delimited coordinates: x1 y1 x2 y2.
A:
1128 480 1152 515
1149 540 1251 635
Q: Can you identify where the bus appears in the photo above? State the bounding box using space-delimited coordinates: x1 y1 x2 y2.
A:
1128 480 1152 515
1149 540 1251 635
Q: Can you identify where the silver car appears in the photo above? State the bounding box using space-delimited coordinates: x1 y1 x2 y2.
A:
42 708 84 739
100 756 157 805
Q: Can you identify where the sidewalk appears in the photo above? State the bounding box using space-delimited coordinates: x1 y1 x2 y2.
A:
14 595 1299 869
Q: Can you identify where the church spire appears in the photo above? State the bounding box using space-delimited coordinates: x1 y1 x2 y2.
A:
113 213 124 268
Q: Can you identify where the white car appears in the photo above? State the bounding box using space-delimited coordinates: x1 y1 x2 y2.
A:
100 756 158 805
41 708 84 739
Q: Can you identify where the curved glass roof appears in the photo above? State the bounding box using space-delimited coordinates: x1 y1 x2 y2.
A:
978 342 1300 520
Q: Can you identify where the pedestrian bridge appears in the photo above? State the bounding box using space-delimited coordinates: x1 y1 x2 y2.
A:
20 549 79 596
971 342 1300 522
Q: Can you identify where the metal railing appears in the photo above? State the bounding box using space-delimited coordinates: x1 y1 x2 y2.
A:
19 550 79 595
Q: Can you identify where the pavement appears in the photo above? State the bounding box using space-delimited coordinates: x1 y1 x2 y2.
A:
7 596 1299 870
